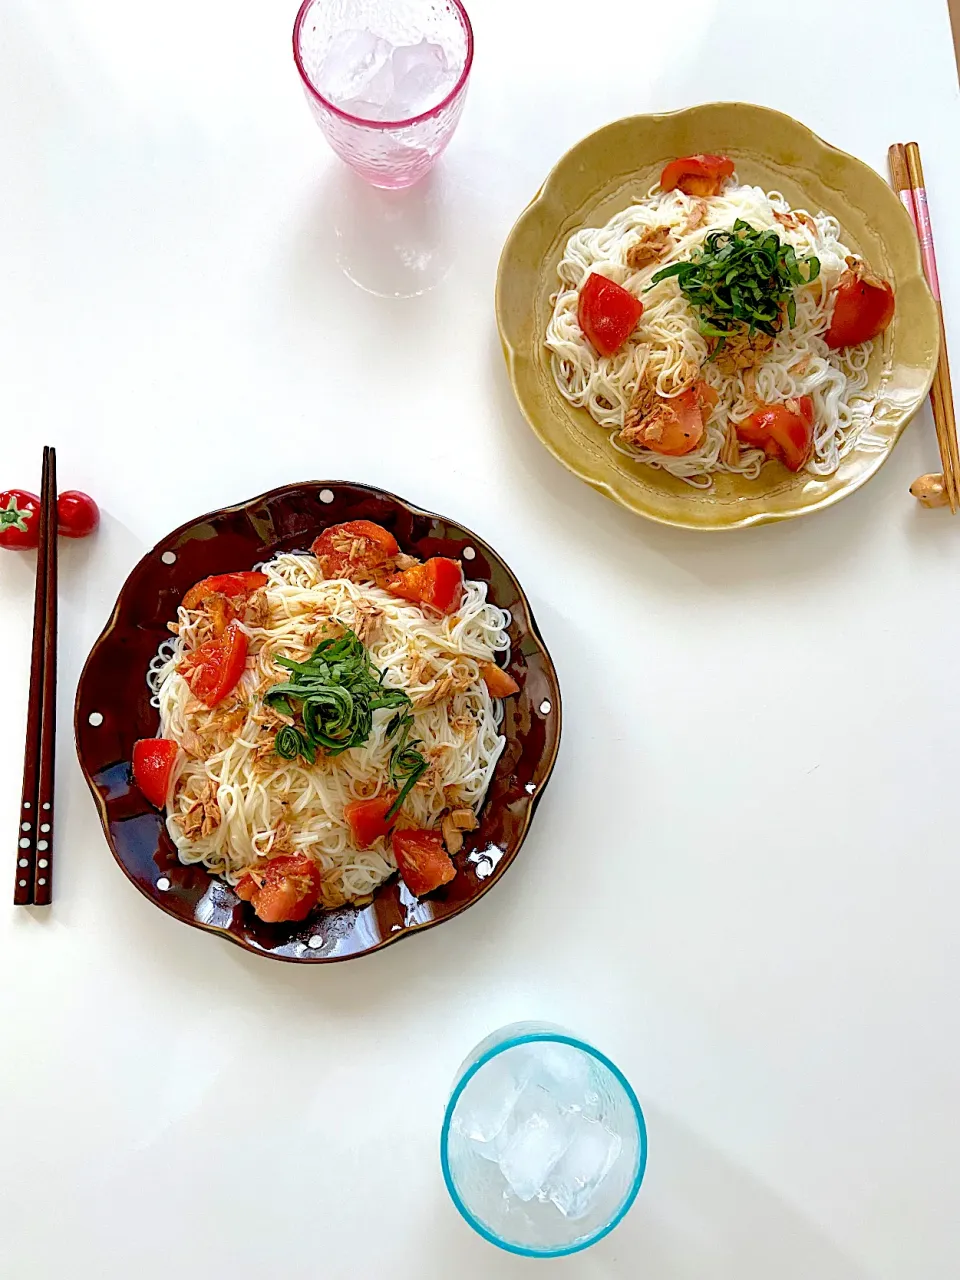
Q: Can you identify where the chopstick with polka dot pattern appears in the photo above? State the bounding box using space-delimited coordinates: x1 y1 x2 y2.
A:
14 446 57 906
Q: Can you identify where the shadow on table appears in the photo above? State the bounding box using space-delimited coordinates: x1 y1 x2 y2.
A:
288 163 458 302
428 1104 868 1279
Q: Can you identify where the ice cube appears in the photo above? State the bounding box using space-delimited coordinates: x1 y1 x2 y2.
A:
385 39 455 118
546 1116 622 1220
454 1054 528 1144
498 1084 574 1202
317 28 392 105
390 37 447 83
525 1041 593 1112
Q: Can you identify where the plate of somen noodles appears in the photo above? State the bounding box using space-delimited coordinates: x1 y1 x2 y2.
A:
496 102 939 530
75 482 561 962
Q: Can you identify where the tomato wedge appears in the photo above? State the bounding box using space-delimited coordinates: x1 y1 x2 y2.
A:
182 571 268 611
343 792 399 848
737 396 815 471
577 273 644 357
181 620 248 708
392 828 456 897
479 661 520 698
311 520 399 582
387 557 464 615
659 154 735 197
132 738 180 808
824 262 895 349
622 381 716 456
236 854 322 923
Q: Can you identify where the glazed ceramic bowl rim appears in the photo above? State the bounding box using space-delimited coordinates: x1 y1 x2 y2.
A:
292 0 475 130
74 480 561 963
440 1030 648 1257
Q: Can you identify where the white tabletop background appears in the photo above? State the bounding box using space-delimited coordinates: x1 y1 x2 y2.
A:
3 0 960 1275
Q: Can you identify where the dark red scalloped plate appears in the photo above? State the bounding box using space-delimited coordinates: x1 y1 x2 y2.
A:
75 482 561 963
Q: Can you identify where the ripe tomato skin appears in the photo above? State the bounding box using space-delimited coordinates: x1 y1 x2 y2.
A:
660 154 735 197
181 620 248 708
132 738 180 808
738 396 815 471
479 661 520 698
824 265 895 348
387 557 464 615
0 490 41 549
392 828 456 897
343 793 399 848
626 381 716 456
182 571 267 611
311 520 399 581
577 273 644 357
236 854 322 923
57 491 100 538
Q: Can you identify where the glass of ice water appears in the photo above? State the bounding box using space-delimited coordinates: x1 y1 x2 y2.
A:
293 0 474 188
441 1022 647 1257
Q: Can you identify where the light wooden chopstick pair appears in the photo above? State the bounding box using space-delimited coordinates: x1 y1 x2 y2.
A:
888 142 959 511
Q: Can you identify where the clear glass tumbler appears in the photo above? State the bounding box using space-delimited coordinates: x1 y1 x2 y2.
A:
441 1022 647 1257
293 0 474 189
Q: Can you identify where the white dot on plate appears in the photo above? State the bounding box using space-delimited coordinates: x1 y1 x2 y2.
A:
539 699 552 715
19 838 30 849
37 840 48 851
41 823 50 833
462 546 476 560
42 802 51 811
37 877 46 887
161 550 177 565
38 858 48 869
18 879 26 888
23 801 31 810
308 936 323 949
21 822 30 832
319 489 334 504
156 877 170 891
88 711 104 727
18 858 28 868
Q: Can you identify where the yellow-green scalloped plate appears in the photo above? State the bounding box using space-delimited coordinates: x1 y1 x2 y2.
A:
496 103 939 530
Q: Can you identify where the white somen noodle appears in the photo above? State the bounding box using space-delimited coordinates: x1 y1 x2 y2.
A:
148 552 511 908
545 181 876 487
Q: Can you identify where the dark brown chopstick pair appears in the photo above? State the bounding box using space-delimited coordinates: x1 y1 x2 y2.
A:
14 447 58 906
888 142 960 510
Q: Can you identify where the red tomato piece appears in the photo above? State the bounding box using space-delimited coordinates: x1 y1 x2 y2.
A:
577 273 644 357
392 829 457 897
311 520 399 582
57 491 100 539
625 381 715 456
737 396 815 472
235 854 322 923
479 661 520 698
132 738 180 808
387 557 464 615
182 571 268 611
659 154 735 197
343 792 399 848
0 490 41 549
824 263 895 349
181 620 248 708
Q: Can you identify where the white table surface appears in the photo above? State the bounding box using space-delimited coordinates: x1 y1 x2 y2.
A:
3 0 960 1275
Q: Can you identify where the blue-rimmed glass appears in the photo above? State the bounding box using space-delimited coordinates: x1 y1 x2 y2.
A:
440 1021 647 1257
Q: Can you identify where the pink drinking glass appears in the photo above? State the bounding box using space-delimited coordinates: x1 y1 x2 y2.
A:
293 0 474 190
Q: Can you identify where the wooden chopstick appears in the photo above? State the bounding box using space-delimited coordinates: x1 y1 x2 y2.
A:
13 447 58 906
889 142 960 511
